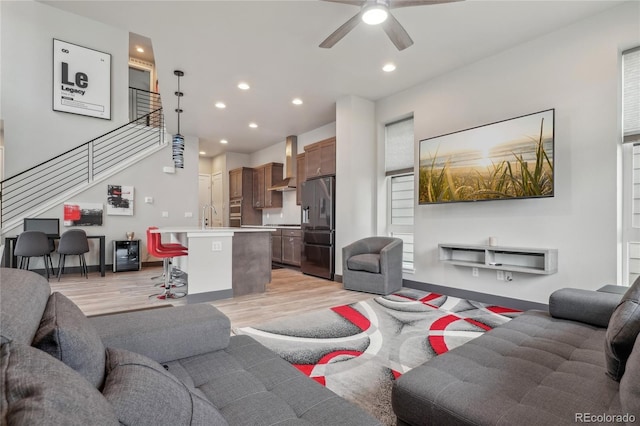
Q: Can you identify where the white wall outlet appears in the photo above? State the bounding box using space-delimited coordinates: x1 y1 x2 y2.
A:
472 267 479 277
280 212 284 218
161 211 169 218
505 272 513 282
144 196 153 204
266 213 270 219
211 241 222 251
184 212 193 218
163 166 175 174
497 270 504 281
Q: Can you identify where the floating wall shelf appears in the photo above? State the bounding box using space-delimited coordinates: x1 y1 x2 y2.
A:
438 243 558 275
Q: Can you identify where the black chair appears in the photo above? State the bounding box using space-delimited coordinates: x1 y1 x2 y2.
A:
14 231 55 280
57 229 90 281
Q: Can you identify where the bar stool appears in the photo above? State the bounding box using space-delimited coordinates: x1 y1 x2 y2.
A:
146 228 187 300
148 226 188 287
14 231 54 280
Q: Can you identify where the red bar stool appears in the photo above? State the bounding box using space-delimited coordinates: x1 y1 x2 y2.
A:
148 226 188 287
146 228 187 300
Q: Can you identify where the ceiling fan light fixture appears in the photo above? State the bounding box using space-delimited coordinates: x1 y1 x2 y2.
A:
362 5 388 25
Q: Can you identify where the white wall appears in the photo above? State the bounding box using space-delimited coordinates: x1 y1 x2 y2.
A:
1 0 199 268
373 2 639 303
335 96 376 275
1 1 130 176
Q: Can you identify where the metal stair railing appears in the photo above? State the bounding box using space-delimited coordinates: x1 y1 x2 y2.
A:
0 106 165 229
129 87 162 125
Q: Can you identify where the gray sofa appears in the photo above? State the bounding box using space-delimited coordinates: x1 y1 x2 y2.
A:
392 281 640 426
342 237 403 295
0 268 380 425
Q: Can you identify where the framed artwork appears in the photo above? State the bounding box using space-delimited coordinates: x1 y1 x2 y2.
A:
64 202 103 226
107 185 134 216
419 109 554 204
53 39 111 120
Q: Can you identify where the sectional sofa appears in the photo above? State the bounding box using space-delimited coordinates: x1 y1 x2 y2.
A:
0 268 380 425
392 281 640 425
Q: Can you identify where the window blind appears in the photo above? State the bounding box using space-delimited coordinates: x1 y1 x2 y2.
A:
385 117 414 174
624 47 640 143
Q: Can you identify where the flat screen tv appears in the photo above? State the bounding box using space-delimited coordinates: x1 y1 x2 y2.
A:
418 109 554 205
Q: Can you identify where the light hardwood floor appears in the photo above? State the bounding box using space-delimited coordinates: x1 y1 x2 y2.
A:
49 266 374 328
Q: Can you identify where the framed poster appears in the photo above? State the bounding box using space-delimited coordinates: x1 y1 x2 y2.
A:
107 185 134 216
64 202 104 226
53 39 111 120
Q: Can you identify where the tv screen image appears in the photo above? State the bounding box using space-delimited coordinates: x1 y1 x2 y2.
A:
419 109 554 205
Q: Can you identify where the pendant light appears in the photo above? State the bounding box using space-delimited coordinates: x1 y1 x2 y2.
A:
172 70 185 168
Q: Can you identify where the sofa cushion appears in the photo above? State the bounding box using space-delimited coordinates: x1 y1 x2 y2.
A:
102 347 228 426
619 334 640 417
32 292 106 389
605 279 640 380
0 268 50 344
0 340 118 425
347 253 381 273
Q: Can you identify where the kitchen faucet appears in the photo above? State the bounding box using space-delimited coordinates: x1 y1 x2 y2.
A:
201 204 217 229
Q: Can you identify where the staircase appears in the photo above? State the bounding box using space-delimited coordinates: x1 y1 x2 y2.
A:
0 88 166 234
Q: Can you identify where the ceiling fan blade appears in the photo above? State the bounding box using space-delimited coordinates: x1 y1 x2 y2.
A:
319 11 363 48
321 0 366 5
382 12 413 51
389 0 463 9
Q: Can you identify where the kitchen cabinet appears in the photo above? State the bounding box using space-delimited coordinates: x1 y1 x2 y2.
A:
296 153 305 205
304 137 336 179
229 167 261 226
281 229 302 266
253 162 283 209
271 229 282 263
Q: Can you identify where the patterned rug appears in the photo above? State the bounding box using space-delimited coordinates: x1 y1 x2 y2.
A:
235 288 521 425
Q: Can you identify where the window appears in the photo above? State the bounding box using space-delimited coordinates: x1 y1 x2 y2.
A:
386 117 415 271
621 47 640 285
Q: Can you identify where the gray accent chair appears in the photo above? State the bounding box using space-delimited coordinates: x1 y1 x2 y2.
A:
14 230 54 280
0 268 381 426
342 236 403 295
392 279 640 426
57 229 90 280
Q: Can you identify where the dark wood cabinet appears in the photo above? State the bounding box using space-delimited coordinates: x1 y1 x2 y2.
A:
296 153 305 206
271 229 282 263
304 137 336 179
253 162 283 209
281 229 302 266
229 167 261 226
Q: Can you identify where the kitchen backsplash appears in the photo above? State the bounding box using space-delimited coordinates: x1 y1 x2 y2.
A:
261 190 301 225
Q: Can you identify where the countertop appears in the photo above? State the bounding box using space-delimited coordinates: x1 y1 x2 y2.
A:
151 227 276 235
242 224 302 230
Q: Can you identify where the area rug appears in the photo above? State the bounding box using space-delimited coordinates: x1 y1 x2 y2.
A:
235 288 521 425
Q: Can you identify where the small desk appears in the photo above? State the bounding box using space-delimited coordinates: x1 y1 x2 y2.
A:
3 235 106 277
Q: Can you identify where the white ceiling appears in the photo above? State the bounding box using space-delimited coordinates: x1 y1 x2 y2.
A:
46 0 623 157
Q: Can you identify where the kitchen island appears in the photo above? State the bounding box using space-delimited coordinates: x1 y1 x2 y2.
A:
150 227 274 300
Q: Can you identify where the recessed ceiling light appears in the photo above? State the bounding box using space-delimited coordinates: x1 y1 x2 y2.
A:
199 151 206 155
292 98 303 105
249 122 258 128
220 139 228 144
362 5 388 25
238 82 250 90
382 63 396 72
136 46 144 53
215 102 226 109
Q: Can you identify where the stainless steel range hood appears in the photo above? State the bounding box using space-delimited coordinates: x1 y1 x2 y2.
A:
268 135 297 191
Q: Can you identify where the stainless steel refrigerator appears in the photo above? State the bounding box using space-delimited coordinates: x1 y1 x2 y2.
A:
301 176 335 280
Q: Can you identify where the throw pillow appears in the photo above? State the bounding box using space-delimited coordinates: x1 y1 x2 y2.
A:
0 340 118 425
32 292 106 389
102 347 229 426
604 279 640 381
619 334 640 417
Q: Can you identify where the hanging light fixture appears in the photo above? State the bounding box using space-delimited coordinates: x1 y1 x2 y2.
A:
172 70 185 169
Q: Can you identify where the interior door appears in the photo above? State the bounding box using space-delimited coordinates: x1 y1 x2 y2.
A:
198 174 212 227
211 172 223 227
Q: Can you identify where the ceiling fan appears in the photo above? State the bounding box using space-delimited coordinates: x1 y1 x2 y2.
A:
319 0 462 51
